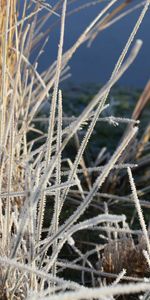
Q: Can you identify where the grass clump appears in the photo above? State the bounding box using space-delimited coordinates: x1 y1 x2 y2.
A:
0 1 150 300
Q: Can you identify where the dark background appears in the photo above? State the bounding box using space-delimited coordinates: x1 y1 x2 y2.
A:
34 0 150 88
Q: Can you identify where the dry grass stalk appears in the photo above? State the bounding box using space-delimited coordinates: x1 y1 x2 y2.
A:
102 236 150 279
0 0 16 97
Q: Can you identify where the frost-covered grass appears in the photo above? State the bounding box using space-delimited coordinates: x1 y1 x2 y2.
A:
0 1 150 299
